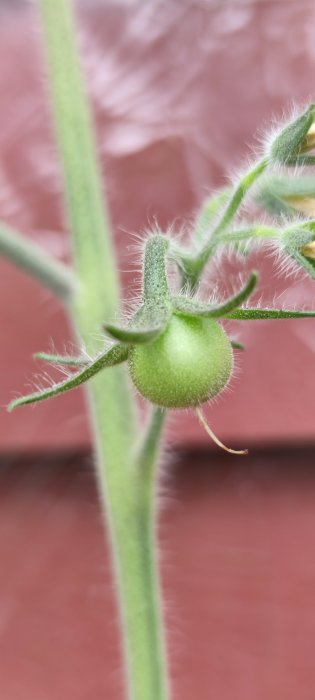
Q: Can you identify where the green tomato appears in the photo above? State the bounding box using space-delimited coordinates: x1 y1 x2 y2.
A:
128 314 233 409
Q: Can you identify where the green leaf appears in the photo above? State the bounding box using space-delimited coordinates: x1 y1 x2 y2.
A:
286 154 315 166
226 307 315 320
8 344 128 411
172 272 258 319
104 323 165 344
34 352 88 366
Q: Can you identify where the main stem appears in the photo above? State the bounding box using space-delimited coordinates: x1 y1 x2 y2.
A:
37 1 169 698
123 407 169 699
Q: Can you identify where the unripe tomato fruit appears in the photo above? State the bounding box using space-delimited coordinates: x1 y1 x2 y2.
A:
129 314 233 408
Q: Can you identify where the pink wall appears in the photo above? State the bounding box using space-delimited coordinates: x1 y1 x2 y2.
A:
1 449 315 700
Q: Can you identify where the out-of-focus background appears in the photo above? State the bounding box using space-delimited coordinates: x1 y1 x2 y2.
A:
1 1 315 698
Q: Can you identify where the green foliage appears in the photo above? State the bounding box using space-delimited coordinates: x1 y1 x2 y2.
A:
172 272 258 318
8 344 128 411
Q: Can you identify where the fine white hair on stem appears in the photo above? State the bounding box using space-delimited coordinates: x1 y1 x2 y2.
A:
258 99 311 159
39 336 92 362
267 238 309 281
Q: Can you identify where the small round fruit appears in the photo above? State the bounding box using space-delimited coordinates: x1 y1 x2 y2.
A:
128 314 233 408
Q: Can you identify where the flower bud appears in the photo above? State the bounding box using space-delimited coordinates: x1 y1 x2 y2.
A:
269 104 315 165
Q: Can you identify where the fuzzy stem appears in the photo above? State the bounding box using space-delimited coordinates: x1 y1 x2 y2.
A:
38 0 119 334
217 225 276 245
193 187 231 244
181 159 268 290
120 407 169 700
143 235 170 304
0 223 75 300
37 2 168 700
89 392 169 700
209 158 268 242
195 224 276 261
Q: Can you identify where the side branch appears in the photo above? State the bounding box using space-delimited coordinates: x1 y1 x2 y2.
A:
0 223 76 301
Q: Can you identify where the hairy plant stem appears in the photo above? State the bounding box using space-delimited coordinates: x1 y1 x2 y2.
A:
181 158 268 291
0 223 75 300
37 1 169 699
208 158 268 241
126 407 169 700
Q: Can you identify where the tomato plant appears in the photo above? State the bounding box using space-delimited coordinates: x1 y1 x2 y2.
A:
2 2 315 699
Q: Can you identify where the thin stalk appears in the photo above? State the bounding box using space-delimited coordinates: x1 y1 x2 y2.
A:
209 158 268 243
37 2 168 700
195 224 276 260
217 225 276 245
193 187 231 244
181 158 268 290
0 223 75 301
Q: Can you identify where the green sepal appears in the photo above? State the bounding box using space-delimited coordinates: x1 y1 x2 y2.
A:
34 352 88 366
285 249 315 280
302 220 315 233
282 226 315 249
8 343 129 411
104 322 166 344
231 340 245 351
226 307 315 320
285 154 315 167
303 255 315 273
270 104 315 165
172 272 258 319
281 225 315 279
104 303 171 345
